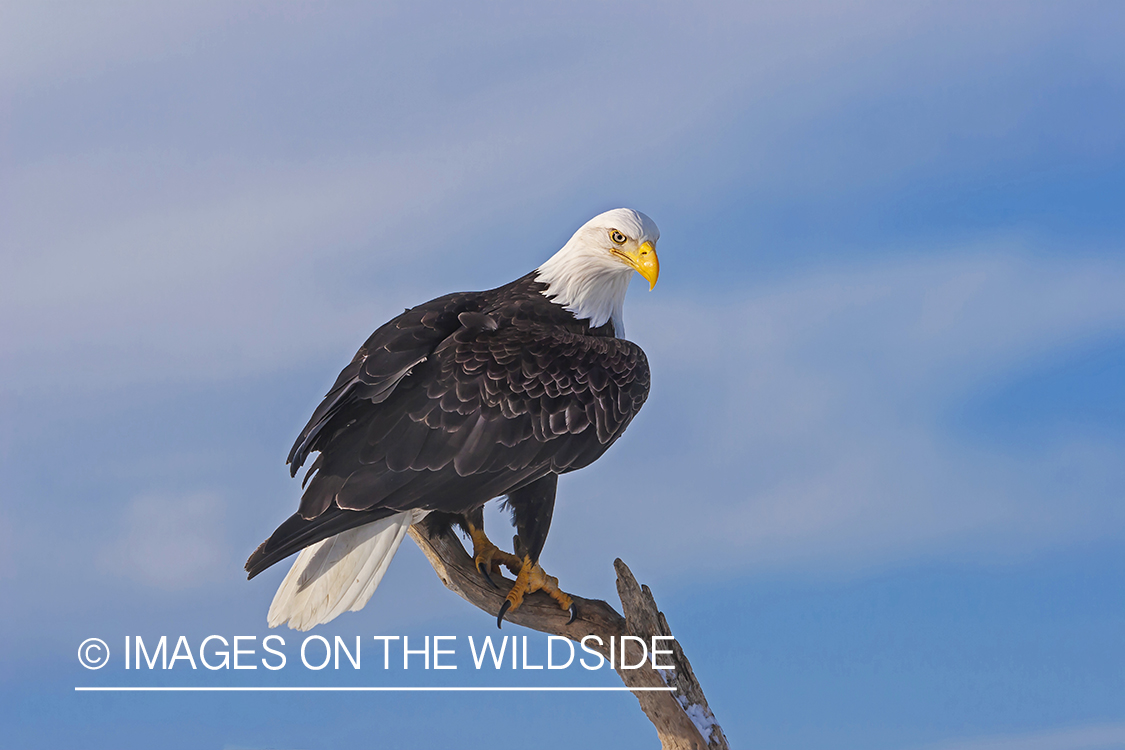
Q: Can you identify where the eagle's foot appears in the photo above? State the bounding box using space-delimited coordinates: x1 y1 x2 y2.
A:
496 555 576 628
469 527 522 589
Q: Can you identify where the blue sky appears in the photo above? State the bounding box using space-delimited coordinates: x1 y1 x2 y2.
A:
2 2 1123 748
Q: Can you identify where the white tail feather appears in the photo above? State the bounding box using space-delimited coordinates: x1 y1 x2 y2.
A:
267 509 428 631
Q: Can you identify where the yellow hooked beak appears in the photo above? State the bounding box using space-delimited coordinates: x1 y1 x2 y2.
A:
615 241 660 290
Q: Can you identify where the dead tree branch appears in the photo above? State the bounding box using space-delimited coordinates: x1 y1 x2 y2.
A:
409 517 729 750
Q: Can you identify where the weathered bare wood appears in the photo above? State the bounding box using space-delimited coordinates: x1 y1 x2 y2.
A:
408 517 728 750
614 559 729 750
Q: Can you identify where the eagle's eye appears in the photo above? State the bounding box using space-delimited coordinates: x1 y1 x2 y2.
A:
610 230 627 245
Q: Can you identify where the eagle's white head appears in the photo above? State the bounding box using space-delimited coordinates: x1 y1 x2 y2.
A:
535 208 660 336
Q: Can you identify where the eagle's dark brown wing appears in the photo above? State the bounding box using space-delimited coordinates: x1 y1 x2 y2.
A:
246 277 649 579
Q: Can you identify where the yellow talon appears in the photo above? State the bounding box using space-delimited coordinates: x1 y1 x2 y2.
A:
497 555 575 627
469 527 522 580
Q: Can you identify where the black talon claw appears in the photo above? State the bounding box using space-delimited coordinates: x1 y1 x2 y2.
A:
567 602 577 625
478 561 498 589
496 599 512 629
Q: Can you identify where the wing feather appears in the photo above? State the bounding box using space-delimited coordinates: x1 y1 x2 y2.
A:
251 278 650 579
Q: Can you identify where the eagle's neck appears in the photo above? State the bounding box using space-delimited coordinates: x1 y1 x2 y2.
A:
534 240 633 336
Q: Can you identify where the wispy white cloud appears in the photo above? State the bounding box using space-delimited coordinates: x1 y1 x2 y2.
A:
4 1 1121 412
0 510 14 582
97 491 229 589
0 2 238 93
916 723 1125 750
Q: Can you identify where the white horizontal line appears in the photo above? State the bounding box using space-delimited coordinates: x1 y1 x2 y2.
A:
75 686 676 692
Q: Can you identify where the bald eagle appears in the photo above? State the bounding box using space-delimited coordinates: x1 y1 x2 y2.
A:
246 208 660 630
